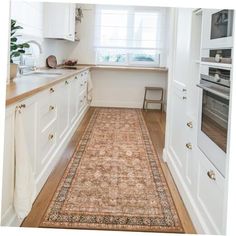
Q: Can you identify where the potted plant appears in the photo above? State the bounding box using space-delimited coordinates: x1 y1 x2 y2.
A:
10 19 30 80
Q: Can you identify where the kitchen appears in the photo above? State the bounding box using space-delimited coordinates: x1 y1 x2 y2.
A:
0 0 235 235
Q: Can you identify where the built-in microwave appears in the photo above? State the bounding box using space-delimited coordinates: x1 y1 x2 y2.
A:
201 9 234 49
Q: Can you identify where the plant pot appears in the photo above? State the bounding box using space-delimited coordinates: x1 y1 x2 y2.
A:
10 63 18 80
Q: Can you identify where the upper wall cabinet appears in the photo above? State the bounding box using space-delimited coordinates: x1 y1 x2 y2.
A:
43 3 76 41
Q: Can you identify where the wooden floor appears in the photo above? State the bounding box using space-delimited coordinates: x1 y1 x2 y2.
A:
22 107 196 234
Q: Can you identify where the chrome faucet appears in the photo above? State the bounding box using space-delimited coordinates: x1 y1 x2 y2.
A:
19 40 43 75
25 40 43 54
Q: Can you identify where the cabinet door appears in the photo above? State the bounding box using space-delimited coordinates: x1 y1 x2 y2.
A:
69 76 79 124
44 3 75 41
169 81 187 169
57 80 70 143
67 4 76 41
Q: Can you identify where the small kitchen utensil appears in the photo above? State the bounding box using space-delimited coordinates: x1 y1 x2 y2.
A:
46 55 57 68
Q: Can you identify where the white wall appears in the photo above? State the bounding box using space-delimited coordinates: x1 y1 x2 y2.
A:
10 1 76 67
91 68 168 109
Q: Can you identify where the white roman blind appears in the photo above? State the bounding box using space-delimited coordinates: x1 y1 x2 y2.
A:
94 5 167 66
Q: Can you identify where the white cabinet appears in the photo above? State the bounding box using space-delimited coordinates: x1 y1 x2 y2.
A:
57 80 70 143
69 76 79 125
1 69 90 226
43 3 76 41
164 8 227 235
36 85 58 190
196 149 225 234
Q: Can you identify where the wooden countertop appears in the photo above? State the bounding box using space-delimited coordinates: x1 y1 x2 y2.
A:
6 66 90 107
6 64 168 107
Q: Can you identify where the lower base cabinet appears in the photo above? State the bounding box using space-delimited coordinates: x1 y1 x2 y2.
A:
1 69 90 226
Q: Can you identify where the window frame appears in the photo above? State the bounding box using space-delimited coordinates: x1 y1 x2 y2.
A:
94 6 166 67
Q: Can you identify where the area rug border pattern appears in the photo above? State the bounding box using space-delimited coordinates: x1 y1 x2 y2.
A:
40 108 184 233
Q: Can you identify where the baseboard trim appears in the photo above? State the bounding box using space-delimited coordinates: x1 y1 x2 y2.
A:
91 100 167 111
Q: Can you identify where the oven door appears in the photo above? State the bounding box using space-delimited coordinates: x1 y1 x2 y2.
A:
202 9 234 49
197 83 229 176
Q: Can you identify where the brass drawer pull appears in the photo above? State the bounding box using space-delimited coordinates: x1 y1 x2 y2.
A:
207 170 216 181
65 80 69 85
49 88 55 93
75 76 78 80
48 134 54 140
49 105 55 111
183 96 187 100
186 143 192 150
182 88 187 92
187 121 193 128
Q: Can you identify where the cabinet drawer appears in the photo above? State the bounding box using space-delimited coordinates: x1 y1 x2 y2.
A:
38 123 57 169
78 70 88 93
196 150 225 233
38 98 57 132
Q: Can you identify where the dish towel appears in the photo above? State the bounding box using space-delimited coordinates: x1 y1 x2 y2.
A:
13 106 36 219
87 72 93 103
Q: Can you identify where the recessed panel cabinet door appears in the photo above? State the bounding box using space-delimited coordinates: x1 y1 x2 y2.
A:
44 3 75 41
69 76 79 124
168 9 193 177
57 80 70 143
169 82 187 170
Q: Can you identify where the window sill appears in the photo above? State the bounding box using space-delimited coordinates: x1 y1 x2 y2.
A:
80 64 168 72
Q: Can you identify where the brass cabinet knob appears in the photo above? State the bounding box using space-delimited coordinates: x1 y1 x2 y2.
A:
75 76 78 80
48 134 54 140
80 100 83 102
182 88 187 92
187 121 193 128
84 81 87 84
186 143 192 150
65 80 69 85
183 96 187 100
49 88 55 93
207 170 216 181
49 105 55 111
19 104 26 109
80 83 83 86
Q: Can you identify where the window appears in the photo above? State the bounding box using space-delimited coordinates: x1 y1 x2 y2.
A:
94 6 166 67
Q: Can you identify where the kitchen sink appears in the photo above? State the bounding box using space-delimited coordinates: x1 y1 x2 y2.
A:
22 71 63 77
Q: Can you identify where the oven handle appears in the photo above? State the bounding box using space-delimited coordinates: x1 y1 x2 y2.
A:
196 84 230 100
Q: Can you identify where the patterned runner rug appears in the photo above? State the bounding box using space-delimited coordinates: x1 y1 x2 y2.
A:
40 108 184 232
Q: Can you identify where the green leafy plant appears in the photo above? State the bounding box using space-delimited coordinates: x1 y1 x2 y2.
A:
10 19 30 63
